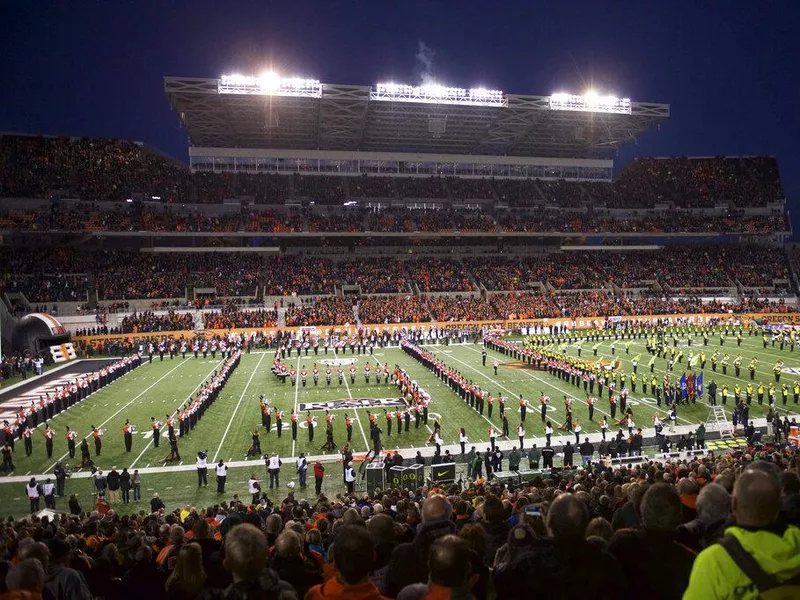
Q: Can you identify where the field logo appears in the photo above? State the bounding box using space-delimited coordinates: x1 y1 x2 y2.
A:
299 397 406 412
783 367 800 376
319 358 358 367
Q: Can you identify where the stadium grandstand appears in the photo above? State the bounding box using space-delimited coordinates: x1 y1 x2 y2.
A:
1 70 800 600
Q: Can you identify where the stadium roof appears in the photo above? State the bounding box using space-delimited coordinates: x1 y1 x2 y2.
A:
165 76 669 159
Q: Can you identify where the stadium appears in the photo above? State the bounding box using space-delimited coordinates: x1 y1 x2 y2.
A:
1 53 800 599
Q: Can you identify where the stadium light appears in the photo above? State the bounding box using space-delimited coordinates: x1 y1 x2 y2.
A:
219 73 322 97
549 92 632 115
372 81 506 106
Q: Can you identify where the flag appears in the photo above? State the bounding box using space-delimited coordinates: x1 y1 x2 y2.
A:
687 373 695 397
696 371 704 398
632 353 642 363
648 355 656 366
689 354 698 367
680 373 688 400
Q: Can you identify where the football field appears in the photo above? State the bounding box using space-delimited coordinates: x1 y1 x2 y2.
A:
0 333 799 517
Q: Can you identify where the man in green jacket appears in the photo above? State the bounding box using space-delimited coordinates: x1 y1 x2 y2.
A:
683 468 800 599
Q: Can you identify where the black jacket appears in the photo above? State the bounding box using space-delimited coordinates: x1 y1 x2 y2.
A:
106 470 121 491
384 518 457 597
607 529 696 600
494 538 625 600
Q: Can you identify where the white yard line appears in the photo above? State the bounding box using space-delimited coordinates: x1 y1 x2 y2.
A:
334 348 371 451
43 360 187 473
129 358 226 469
212 353 266 463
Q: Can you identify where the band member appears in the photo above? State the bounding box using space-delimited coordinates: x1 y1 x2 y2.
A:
325 367 332 385
92 426 102 456
306 412 315 442
23 426 33 456
166 433 180 462
123 420 134 452
65 426 77 458
364 362 371 384
291 410 298 441
249 430 261 456
517 423 525 449
39 423 54 458
337 367 344 385
275 409 283 437
312 365 319 386
539 394 549 422
384 410 393 436
150 417 161 448
339 412 351 442
80 438 91 467
488 427 497 452
587 396 596 422
519 396 527 422
166 414 175 439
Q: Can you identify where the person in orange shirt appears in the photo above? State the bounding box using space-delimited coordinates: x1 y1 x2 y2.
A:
291 410 298 441
305 525 389 600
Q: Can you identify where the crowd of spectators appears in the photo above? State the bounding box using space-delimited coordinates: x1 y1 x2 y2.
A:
337 259 410 294
1 246 796 310
395 176 449 199
426 295 496 322
358 295 431 324
0 202 789 235
611 156 786 208
1 135 785 212
285 297 354 327
407 258 474 293
202 306 278 329
0 441 796 600
192 254 262 298
118 311 194 334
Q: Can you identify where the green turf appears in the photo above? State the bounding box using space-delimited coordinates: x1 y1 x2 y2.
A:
0 333 798 518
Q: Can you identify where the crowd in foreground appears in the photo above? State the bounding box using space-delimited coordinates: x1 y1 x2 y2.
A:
1 441 798 600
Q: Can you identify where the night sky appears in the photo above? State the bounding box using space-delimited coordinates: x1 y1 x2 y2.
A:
2 1 797 219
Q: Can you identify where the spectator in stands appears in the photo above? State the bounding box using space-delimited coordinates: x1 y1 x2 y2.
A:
493 493 625 599
683 468 800 599
385 495 456 597
606 483 696 600
305 525 387 600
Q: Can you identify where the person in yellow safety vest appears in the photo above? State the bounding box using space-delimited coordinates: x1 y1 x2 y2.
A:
683 470 800 600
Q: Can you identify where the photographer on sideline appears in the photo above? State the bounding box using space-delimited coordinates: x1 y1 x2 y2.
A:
196 450 208 487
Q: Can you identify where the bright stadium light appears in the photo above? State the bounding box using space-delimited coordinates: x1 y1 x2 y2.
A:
372 81 505 106
549 92 632 115
219 72 322 97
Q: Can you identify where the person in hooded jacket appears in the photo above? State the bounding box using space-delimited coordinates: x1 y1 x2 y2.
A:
384 495 456 597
